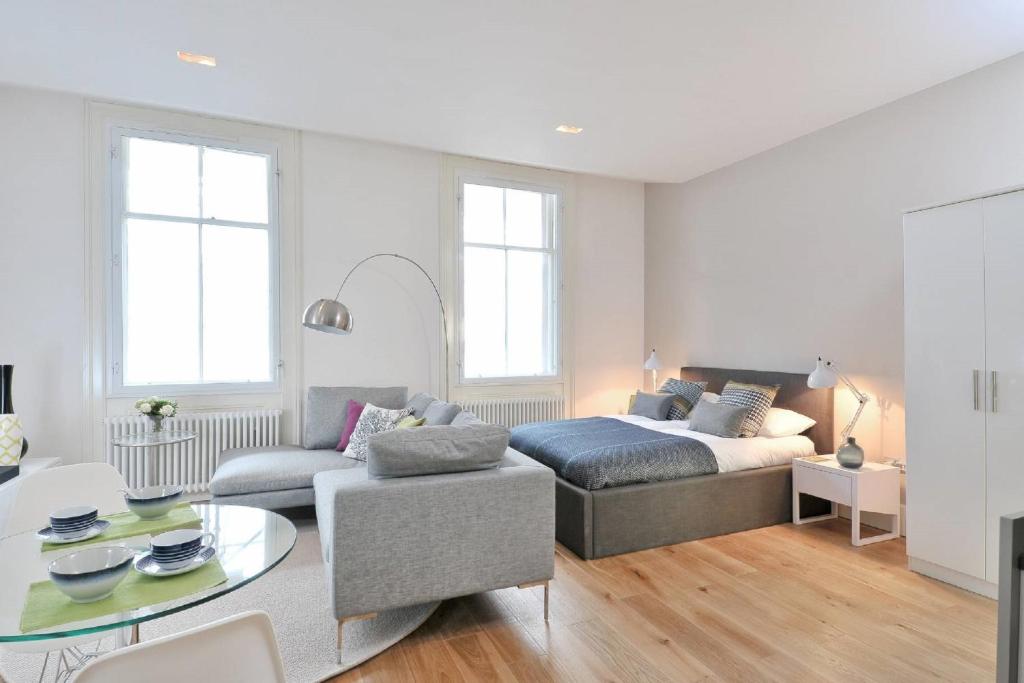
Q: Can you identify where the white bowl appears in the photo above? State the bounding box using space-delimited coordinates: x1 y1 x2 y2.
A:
124 485 183 519
48 546 136 603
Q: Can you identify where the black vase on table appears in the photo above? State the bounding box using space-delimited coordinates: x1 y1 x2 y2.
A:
0 365 28 485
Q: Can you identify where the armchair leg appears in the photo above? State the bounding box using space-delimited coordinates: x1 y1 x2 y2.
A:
517 580 550 622
337 613 377 662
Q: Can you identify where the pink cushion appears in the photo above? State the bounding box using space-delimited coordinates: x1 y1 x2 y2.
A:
336 400 365 451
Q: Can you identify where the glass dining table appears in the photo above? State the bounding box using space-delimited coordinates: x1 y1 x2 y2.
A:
0 504 296 646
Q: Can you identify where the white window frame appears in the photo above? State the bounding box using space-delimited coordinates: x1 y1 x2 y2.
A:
455 173 565 387
106 125 282 396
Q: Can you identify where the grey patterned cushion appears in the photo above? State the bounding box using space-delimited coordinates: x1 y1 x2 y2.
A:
366 425 509 478
718 381 780 437
344 404 411 461
405 393 435 418
303 386 407 449
688 400 750 438
659 378 707 420
628 392 674 420
422 400 462 426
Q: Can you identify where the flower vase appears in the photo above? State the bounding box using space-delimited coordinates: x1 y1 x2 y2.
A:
149 415 164 433
0 365 28 458
0 365 26 486
836 437 865 468
0 414 23 486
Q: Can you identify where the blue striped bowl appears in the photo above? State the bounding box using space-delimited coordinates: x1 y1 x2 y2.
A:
48 546 135 603
124 485 183 520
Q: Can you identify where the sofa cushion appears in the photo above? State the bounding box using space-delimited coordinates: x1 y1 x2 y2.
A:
210 445 363 496
303 386 407 449
366 424 510 478
405 392 435 418
422 400 462 425
450 410 485 426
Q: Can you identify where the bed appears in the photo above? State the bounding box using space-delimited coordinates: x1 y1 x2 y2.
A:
514 367 834 559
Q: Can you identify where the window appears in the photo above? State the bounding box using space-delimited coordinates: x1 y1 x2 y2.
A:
458 178 561 381
109 129 279 392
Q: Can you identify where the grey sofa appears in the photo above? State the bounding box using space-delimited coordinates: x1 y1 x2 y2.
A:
314 447 555 655
211 385 555 659
209 386 409 508
209 386 480 508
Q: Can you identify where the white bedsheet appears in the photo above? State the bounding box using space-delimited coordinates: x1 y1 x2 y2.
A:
607 414 815 473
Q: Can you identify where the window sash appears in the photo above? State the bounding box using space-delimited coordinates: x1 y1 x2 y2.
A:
457 177 562 383
108 126 281 395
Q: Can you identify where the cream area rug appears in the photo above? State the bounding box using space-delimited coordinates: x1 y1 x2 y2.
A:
0 519 439 682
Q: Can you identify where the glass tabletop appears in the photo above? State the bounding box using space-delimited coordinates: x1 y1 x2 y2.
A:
110 430 198 448
0 503 296 642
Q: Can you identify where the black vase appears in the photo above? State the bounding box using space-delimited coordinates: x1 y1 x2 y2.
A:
0 364 28 459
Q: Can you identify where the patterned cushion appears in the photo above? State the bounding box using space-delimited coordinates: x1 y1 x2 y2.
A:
718 381 780 437
344 404 411 461
659 378 707 420
397 416 426 429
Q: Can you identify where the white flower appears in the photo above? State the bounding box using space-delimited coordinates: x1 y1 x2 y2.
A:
159 404 174 417
138 402 152 414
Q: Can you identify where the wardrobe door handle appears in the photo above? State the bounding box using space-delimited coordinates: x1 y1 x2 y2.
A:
973 370 980 411
992 370 999 413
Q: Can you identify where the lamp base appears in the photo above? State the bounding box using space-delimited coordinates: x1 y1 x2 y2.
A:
836 438 865 469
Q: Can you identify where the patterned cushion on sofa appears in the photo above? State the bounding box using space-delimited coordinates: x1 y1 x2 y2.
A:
344 404 411 461
659 378 707 420
718 381 780 437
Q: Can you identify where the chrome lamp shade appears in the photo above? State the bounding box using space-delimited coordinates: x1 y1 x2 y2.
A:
302 299 353 335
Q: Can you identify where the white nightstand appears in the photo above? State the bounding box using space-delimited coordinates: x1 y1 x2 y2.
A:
792 455 900 546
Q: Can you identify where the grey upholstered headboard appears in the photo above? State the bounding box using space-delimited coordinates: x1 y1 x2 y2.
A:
679 366 834 455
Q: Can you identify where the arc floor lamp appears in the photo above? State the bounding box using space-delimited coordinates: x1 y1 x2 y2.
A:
302 253 450 400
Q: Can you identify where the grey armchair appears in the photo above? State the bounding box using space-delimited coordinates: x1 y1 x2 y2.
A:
312 448 555 656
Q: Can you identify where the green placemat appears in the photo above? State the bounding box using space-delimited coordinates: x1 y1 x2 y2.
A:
42 503 202 550
20 558 228 633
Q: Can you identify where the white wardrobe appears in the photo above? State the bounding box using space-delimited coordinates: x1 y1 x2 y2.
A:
904 188 1024 598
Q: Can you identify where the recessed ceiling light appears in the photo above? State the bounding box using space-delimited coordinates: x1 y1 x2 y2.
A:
177 51 217 67
555 124 583 135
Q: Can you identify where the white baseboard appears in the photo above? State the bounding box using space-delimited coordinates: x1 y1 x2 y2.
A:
908 557 997 599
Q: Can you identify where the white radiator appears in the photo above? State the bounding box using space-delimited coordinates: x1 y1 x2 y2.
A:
461 396 565 428
104 410 282 493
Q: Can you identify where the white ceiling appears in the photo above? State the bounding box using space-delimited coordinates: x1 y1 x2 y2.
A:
3 1 1024 182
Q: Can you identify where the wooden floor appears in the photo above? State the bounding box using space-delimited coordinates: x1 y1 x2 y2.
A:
329 520 996 682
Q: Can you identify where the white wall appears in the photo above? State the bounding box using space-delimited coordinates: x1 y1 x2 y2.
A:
1 83 644 464
0 87 87 464
300 133 444 396
300 135 647 417
573 175 645 416
645 51 1024 462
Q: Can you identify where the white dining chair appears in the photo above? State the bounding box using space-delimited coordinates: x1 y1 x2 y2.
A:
75 610 286 683
3 462 129 537
2 462 130 682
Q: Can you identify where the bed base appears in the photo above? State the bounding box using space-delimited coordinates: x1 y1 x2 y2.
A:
556 464 830 560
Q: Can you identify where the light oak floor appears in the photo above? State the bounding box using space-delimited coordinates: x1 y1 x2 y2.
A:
330 520 996 682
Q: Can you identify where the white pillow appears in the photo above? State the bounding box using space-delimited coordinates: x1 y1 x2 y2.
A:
701 392 720 403
757 407 816 438
344 403 411 461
